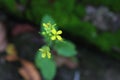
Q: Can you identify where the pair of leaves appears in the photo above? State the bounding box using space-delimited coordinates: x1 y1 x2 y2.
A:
35 51 56 80
35 40 77 80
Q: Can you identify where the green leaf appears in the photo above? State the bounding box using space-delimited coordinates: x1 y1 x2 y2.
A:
75 5 86 18
35 51 56 80
54 40 77 57
26 10 32 20
42 15 56 26
3 0 16 12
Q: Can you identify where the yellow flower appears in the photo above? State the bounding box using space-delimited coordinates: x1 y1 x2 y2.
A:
43 22 56 29
39 46 51 59
47 52 51 59
42 22 63 41
43 23 48 28
41 53 46 58
51 29 63 41
42 22 52 28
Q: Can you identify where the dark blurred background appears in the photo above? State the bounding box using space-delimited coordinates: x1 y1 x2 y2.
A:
1 0 120 80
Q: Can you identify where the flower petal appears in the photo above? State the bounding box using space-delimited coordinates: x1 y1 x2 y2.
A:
51 29 57 34
47 52 51 59
57 36 63 41
39 49 43 51
48 55 51 59
57 30 62 34
51 36 56 40
43 23 48 28
42 32 46 35
52 24 56 27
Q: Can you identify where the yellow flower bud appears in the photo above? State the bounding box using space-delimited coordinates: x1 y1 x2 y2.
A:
43 23 48 28
41 53 46 58
47 52 51 59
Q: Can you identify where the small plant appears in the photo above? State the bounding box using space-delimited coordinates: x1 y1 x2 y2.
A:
35 15 77 80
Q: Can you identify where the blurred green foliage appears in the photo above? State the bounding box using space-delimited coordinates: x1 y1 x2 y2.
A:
1 0 120 53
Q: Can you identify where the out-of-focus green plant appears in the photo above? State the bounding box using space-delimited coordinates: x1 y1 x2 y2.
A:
2 0 120 57
35 15 77 80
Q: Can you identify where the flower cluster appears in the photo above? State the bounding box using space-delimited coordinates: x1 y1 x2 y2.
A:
39 46 51 59
42 22 63 41
39 21 63 59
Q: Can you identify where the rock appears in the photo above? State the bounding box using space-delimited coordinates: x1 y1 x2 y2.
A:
84 6 120 32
